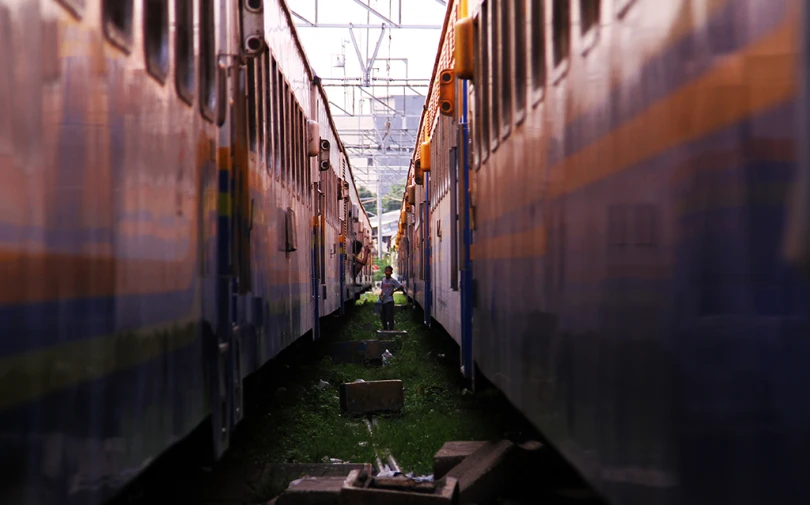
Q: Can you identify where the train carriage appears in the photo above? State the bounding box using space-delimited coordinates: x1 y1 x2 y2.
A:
0 1 371 503
395 1 810 504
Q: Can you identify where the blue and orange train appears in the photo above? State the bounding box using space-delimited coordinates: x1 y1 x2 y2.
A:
0 1 374 503
395 1 810 504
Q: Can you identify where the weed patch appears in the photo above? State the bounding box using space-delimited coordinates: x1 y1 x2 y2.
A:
226 302 534 500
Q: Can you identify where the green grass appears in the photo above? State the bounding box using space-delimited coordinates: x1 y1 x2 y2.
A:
223 302 533 500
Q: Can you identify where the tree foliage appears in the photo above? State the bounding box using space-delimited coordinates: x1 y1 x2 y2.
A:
358 186 376 215
359 184 407 215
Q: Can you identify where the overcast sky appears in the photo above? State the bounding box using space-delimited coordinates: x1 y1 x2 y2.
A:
287 0 447 107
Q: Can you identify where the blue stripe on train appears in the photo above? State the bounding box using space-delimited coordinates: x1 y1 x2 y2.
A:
0 340 206 504
552 0 789 167
476 100 796 241
0 281 310 357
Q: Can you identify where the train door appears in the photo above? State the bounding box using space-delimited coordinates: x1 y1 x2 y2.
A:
208 0 233 459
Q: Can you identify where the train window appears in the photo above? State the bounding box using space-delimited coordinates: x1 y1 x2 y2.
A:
499 0 511 134
264 52 272 171
291 104 297 194
297 107 304 198
258 56 266 163
580 0 600 34
301 110 307 198
283 82 290 185
531 0 546 96
0 7 9 147
273 60 281 179
306 122 312 206
552 0 570 66
514 0 527 118
489 0 500 148
303 111 310 204
144 0 169 82
175 0 194 104
473 13 485 167
199 0 217 121
295 107 302 198
102 0 133 50
247 59 257 153
56 0 85 19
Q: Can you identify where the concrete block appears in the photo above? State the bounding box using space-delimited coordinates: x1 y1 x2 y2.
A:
339 380 403 415
276 476 348 505
342 469 459 505
433 441 488 480
445 440 516 504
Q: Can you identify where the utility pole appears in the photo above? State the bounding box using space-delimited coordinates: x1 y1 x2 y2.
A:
376 162 383 255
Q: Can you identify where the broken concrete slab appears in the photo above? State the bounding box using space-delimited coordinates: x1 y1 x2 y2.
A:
253 463 372 503
275 476 347 505
433 441 488 480
446 440 516 504
256 463 373 484
340 380 404 415
342 469 459 505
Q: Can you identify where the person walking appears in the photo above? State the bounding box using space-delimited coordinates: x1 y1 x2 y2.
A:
379 266 404 330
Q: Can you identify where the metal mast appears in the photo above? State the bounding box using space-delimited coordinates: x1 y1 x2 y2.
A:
288 0 444 254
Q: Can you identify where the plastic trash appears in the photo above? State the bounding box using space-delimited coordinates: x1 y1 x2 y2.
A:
376 469 397 478
405 473 434 483
318 379 330 389
353 378 366 383
437 353 445 358
382 349 393 366
358 441 368 446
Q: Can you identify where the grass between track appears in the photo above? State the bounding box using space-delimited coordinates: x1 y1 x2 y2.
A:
225 298 531 500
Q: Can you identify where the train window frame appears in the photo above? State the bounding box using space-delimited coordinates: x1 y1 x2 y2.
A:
174 0 195 105
289 102 298 198
579 0 601 56
615 0 638 19
144 0 170 83
283 82 291 186
272 59 281 181
499 0 512 138
294 105 300 198
258 55 267 164
551 0 571 85
473 11 486 168
513 0 527 126
488 0 500 152
530 0 547 107
299 107 305 198
263 52 272 173
102 0 134 52
305 113 312 207
199 0 218 123
56 0 85 19
302 110 308 200
247 59 258 153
